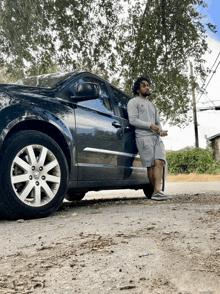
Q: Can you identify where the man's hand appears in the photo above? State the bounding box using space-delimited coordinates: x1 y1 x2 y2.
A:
151 124 159 133
160 130 168 137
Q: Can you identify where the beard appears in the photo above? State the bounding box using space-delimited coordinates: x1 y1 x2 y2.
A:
142 92 151 97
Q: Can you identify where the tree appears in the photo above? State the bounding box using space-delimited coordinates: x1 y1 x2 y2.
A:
0 0 122 79
0 0 216 125
116 0 216 125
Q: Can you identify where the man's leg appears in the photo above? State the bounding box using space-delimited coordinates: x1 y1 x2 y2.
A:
147 166 154 187
153 159 164 193
148 159 164 193
150 159 171 200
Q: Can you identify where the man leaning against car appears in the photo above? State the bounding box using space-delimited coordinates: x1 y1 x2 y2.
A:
127 77 172 201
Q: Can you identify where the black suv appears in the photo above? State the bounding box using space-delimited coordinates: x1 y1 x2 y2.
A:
0 71 157 219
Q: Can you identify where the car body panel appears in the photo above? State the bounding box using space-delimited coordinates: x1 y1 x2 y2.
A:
0 90 77 184
74 104 126 181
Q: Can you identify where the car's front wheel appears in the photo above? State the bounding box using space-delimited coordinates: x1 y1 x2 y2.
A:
0 130 68 219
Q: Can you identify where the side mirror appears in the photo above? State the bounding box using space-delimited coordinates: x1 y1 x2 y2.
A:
71 82 101 101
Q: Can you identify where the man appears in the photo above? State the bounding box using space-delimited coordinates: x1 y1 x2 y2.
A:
127 77 171 201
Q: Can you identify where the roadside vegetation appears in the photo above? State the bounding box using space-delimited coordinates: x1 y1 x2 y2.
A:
166 148 220 175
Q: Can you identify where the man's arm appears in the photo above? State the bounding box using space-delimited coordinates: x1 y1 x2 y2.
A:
155 106 163 133
151 123 160 133
154 106 169 136
127 100 151 130
160 130 168 137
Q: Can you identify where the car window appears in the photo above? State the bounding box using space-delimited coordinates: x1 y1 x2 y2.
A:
69 76 114 115
111 87 130 119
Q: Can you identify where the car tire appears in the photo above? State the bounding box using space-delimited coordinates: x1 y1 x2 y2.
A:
0 130 68 219
65 192 86 201
143 184 154 199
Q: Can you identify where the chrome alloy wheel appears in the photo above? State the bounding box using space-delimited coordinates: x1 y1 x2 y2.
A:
10 145 61 207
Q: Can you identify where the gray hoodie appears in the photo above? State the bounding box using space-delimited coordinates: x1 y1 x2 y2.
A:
127 96 162 138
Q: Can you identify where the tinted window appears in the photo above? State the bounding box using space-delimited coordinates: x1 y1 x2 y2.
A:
111 87 130 119
70 76 113 115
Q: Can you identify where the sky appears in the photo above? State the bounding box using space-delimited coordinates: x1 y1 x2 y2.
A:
204 0 220 41
162 0 220 151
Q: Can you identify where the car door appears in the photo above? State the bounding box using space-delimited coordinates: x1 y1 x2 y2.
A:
68 74 126 181
110 86 148 182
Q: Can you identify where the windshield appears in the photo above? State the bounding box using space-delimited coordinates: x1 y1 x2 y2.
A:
14 72 75 88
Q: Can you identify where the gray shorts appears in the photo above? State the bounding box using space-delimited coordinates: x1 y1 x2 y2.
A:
136 135 166 168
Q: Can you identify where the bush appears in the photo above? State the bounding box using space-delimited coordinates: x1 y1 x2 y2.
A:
166 148 220 175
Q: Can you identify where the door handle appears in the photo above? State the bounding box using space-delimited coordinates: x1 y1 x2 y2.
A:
112 121 122 128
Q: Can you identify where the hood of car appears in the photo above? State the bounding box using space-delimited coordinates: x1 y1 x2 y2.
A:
0 83 55 98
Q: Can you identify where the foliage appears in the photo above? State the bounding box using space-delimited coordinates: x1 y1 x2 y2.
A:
117 0 216 126
0 0 217 125
166 148 220 175
0 0 122 78
0 66 13 83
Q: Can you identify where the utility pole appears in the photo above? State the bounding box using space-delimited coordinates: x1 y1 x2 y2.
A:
190 62 199 148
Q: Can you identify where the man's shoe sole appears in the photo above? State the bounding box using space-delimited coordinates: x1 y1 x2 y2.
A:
151 191 172 201
151 196 170 201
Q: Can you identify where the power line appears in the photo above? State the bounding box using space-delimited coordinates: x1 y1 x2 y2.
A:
198 105 220 111
201 93 216 107
201 51 220 89
197 60 220 104
203 61 220 91
197 52 220 104
198 100 220 105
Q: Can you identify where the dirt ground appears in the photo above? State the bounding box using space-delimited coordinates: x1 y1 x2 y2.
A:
167 173 220 182
1 177 220 294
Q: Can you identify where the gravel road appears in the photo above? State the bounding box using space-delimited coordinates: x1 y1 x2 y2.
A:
1 182 220 294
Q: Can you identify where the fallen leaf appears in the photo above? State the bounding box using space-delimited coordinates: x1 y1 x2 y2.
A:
33 281 45 289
